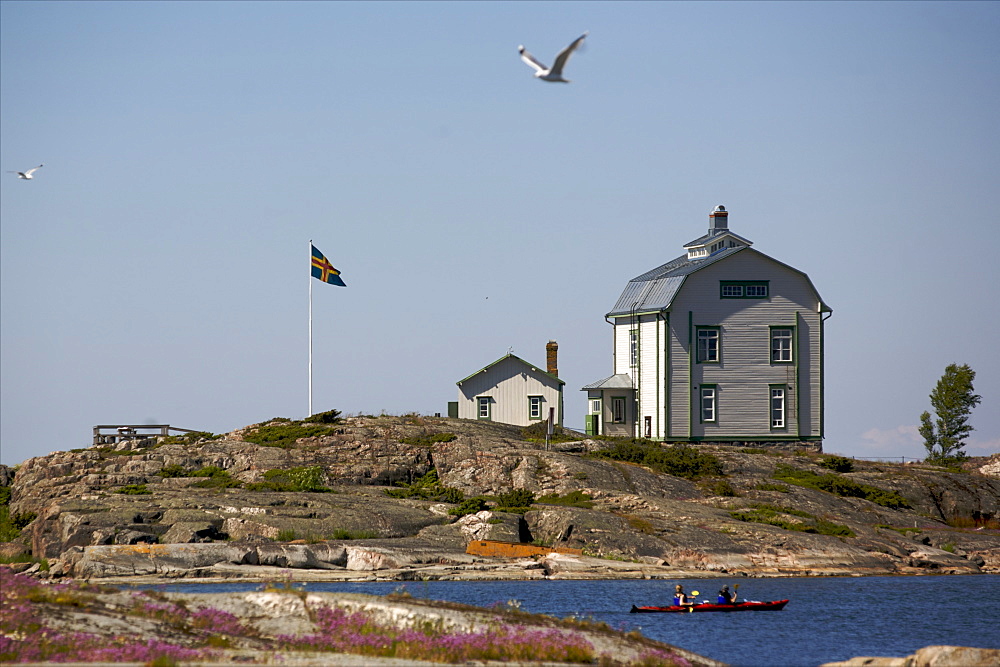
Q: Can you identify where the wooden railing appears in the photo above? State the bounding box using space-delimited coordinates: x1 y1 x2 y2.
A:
92 425 201 446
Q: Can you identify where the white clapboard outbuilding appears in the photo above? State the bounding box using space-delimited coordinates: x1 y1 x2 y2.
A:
583 206 831 445
454 342 564 427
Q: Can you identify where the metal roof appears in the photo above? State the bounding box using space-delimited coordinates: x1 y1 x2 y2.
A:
607 247 745 317
456 352 565 386
606 246 831 318
683 230 754 248
581 373 634 390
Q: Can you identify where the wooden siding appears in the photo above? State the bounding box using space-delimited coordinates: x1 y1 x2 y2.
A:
457 356 563 426
613 250 824 441
669 251 822 440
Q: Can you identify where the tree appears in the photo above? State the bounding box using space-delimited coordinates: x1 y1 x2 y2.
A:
919 363 982 462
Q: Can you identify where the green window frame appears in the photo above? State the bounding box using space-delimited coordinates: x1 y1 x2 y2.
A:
720 280 769 299
528 395 542 421
770 326 794 363
769 385 786 429
700 385 717 423
477 396 491 421
696 327 720 363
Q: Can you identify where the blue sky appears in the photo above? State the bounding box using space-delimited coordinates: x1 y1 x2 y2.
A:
2 1 998 465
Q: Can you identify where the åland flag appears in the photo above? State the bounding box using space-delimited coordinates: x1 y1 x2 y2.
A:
311 244 346 286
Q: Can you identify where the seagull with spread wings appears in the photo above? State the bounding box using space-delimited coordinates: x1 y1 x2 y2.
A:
519 32 588 83
8 164 43 180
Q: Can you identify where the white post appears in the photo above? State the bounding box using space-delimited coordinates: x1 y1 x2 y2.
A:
308 239 313 418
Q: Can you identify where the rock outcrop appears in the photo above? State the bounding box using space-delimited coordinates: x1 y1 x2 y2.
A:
3 417 999 580
821 645 1000 667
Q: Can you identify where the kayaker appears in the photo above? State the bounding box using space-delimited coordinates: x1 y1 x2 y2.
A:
673 584 694 607
717 585 738 604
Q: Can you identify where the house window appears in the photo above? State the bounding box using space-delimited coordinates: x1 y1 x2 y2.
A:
528 396 542 421
477 397 491 421
710 240 725 253
591 399 602 414
700 386 717 423
611 397 626 423
721 281 769 299
697 327 720 363
629 330 638 367
771 387 786 429
644 416 652 438
771 328 793 363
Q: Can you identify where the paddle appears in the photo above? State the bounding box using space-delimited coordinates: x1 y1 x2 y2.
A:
733 584 740 603
688 590 700 612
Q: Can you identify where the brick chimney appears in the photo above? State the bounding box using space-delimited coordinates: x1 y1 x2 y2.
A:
546 340 558 377
709 205 728 233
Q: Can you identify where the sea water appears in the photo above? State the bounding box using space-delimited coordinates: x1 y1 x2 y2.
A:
132 574 1000 667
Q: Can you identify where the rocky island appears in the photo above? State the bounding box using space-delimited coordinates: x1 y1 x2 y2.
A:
2 414 998 582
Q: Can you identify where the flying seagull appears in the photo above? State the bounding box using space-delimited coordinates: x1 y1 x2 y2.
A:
519 32 588 83
8 164 43 180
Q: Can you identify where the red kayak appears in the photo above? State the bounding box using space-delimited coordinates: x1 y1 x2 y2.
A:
630 600 789 613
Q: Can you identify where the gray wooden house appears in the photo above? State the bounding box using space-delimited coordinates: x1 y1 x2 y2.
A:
583 206 831 445
454 341 564 427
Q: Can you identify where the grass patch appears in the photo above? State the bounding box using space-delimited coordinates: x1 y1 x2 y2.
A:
730 505 855 537
245 466 330 492
587 440 724 479
115 484 152 495
242 420 337 449
773 463 909 509
399 432 457 447
755 482 790 492
535 490 594 509
157 431 221 446
384 469 464 503
189 466 242 489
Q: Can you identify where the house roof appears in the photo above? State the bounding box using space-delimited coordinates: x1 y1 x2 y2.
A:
456 353 565 386
581 373 634 391
607 247 744 317
683 230 754 248
606 246 832 317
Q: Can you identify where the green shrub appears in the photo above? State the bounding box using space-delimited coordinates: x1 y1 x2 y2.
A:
158 464 189 478
495 488 535 513
588 440 724 479
707 479 739 497
520 421 578 443
819 456 855 473
307 409 343 424
399 432 457 447
730 506 855 537
0 486 11 506
773 463 909 509
383 469 465 503
536 490 594 509
448 497 489 517
247 466 330 492
116 484 152 495
277 529 297 541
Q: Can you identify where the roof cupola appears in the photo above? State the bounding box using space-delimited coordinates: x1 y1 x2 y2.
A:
683 204 752 260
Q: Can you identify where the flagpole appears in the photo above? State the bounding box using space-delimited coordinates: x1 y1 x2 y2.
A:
308 239 313 418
